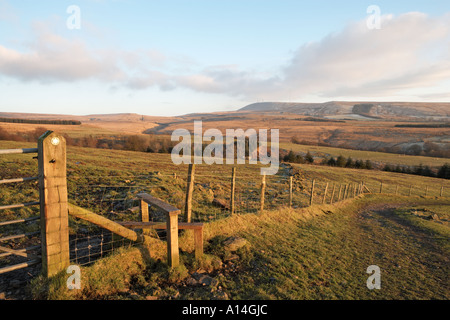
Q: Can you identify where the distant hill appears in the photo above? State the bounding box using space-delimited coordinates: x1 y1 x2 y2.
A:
239 101 450 120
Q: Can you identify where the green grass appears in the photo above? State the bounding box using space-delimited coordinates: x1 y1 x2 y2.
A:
30 194 449 300
1 140 449 299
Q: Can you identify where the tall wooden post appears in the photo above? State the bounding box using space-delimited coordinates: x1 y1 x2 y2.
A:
395 185 399 195
343 184 349 200
322 182 329 204
230 167 236 214
166 210 180 268
140 199 150 236
38 131 70 277
309 179 315 206
379 181 383 194
184 163 195 223
440 186 444 197
338 184 343 202
289 176 293 207
260 174 266 213
330 184 336 204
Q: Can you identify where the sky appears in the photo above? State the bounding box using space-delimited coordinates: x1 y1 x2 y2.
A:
0 0 449 116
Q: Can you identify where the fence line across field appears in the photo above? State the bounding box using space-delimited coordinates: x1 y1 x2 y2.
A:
1 131 449 282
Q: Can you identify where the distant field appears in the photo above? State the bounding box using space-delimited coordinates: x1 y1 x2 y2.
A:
280 142 450 168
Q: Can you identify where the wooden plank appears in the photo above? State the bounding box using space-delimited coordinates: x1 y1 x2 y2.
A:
38 131 70 277
0 245 40 260
0 231 40 242
0 245 40 258
0 201 39 211
68 203 142 242
0 176 39 185
0 259 41 275
119 221 203 230
0 148 38 155
0 216 39 226
137 193 180 214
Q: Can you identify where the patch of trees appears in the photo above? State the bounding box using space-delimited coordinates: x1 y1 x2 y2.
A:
383 163 450 179
395 123 450 128
283 150 373 170
0 118 81 125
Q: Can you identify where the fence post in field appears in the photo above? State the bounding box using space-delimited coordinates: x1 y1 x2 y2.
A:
322 182 328 204
167 210 180 268
185 163 195 223
260 174 266 213
38 131 70 278
379 181 383 194
309 179 315 206
409 185 412 196
441 186 444 197
330 184 336 204
353 183 357 198
140 199 150 236
230 167 236 215
395 185 399 195
338 184 343 202
343 184 349 200
289 176 293 208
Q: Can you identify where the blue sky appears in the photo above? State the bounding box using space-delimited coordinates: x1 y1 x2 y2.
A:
1 0 449 116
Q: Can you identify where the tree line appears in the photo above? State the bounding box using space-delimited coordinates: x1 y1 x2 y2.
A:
283 149 449 180
0 118 81 125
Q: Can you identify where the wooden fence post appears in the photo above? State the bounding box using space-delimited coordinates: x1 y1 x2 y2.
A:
260 174 266 213
322 182 329 204
230 167 236 214
309 179 315 206
167 210 180 268
379 181 383 194
289 176 293 207
338 184 343 202
330 184 336 204
395 185 399 195
38 131 70 277
343 184 349 200
185 163 195 223
441 186 444 197
140 199 150 236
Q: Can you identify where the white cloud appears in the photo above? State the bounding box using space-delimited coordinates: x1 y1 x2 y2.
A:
1 11 449 101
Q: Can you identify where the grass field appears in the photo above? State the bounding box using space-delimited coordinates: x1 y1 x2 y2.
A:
0 139 449 300
31 194 449 300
